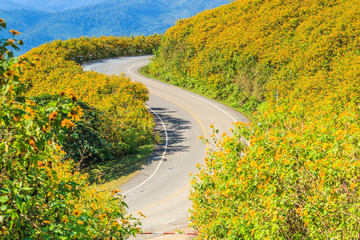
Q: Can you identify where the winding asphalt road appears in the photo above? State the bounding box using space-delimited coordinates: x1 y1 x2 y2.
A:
83 56 248 236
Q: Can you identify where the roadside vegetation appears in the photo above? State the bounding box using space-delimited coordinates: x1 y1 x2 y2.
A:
0 19 161 238
147 0 360 238
87 144 154 191
21 34 161 167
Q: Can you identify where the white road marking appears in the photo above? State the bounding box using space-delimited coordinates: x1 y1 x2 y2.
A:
85 57 248 199
122 106 168 195
83 60 170 196
128 63 238 122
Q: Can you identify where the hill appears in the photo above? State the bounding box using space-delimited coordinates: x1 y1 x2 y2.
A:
1 21 159 238
148 0 360 238
0 0 229 55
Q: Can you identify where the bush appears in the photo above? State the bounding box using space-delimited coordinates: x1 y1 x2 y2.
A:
19 34 161 165
188 0 360 238
32 95 116 167
0 21 141 238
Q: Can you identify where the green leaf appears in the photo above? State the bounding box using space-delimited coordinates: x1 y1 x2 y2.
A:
0 188 10 194
22 187 33 191
0 196 9 203
15 195 24 213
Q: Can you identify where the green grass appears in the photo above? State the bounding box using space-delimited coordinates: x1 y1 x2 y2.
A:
86 144 154 191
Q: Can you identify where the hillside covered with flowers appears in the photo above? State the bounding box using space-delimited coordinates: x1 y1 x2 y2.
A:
148 0 360 238
21 34 161 165
0 19 160 238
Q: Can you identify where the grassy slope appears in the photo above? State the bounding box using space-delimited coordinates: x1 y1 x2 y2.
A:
87 144 154 191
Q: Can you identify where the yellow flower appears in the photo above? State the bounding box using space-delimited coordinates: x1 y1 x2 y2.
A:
29 138 38 152
25 99 36 106
9 29 21 35
7 39 15 44
49 111 58 122
61 119 75 128
121 219 129 224
70 93 77 102
73 209 82 217
111 189 121 196
138 211 146 218
24 107 35 119
62 216 68 224
68 106 84 121
13 114 21 122
78 220 83 225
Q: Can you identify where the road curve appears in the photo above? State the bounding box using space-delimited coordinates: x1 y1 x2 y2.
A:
83 55 249 234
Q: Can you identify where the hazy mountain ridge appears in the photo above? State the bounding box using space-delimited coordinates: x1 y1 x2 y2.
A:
1 0 107 11
1 0 230 55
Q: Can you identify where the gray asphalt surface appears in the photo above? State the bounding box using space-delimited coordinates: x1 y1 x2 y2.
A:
83 56 249 237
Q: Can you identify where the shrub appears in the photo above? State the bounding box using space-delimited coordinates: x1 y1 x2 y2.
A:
19 34 161 165
0 21 141 239
187 0 360 238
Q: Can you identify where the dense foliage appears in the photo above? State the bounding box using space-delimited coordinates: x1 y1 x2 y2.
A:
0 0 230 55
0 20 141 239
19 35 161 166
148 0 360 238
61 35 162 63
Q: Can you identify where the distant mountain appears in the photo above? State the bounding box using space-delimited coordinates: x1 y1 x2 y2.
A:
0 0 230 55
2 0 107 11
